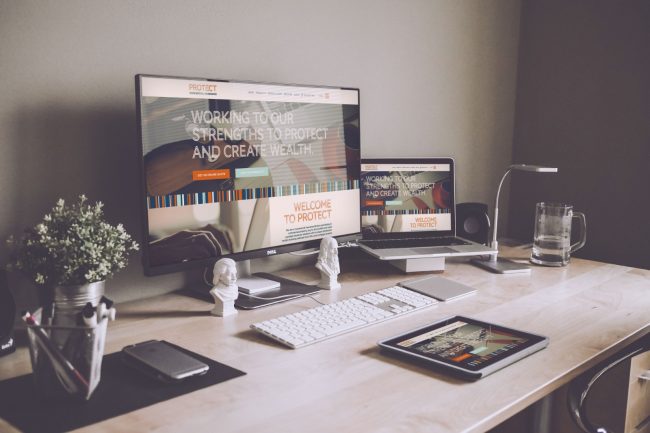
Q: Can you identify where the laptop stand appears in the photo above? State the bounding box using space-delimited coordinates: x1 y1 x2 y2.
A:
389 257 445 273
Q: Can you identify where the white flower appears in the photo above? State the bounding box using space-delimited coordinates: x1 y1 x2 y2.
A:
5 195 139 286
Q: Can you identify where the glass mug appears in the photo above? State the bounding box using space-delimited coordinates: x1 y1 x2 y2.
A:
531 203 586 267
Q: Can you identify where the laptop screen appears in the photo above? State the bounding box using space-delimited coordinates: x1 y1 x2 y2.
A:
360 158 455 239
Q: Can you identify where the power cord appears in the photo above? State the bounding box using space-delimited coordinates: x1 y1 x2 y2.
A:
238 292 325 305
288 240 359 256
289 249 319 256
203 267 212 286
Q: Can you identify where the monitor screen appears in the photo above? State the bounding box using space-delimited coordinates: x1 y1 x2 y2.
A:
136 75 360 275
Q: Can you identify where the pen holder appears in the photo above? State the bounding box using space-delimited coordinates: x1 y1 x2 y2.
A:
26 309 109 401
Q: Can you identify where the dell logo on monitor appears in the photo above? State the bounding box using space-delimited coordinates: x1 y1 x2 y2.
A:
266 249 277 256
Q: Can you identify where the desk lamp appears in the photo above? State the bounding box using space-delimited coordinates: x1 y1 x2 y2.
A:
471 164 558 273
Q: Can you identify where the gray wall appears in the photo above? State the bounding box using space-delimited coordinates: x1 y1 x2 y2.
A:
0 0 521 305
508 1 650 269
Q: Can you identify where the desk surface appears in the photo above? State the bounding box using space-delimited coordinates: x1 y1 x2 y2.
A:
2 247 650 433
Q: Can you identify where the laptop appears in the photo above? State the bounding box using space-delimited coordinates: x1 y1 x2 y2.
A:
357 158 496 260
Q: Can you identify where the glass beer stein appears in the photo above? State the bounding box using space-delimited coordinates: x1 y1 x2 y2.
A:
531 203 586 267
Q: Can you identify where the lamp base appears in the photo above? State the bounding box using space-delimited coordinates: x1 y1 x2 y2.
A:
470 257 531 274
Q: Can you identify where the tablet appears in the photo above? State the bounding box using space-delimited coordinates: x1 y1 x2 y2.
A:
378 316 548 379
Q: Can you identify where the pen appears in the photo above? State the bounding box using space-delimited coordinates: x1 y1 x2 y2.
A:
21 311 89 394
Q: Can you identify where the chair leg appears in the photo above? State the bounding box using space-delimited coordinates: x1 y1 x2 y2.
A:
567 344 648 433
531 394 554 433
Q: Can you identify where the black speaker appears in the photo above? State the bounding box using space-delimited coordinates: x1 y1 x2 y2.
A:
0 270 16 356
457 202 490 245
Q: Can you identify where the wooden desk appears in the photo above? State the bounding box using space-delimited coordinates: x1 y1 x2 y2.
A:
2 247 650 433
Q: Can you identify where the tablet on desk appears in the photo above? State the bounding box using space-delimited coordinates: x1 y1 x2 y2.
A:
378 316 548 380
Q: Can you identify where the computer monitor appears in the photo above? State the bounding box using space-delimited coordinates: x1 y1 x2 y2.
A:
135 75 361 279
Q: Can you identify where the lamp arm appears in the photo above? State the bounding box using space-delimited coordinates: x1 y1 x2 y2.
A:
491 168 513 257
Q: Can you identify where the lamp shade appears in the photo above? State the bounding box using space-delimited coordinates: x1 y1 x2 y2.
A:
510 164 558 173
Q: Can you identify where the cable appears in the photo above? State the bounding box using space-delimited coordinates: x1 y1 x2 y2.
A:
203 267 212 286
305 294 326 305
289 240 359 256
238 292 299 300
238 291 325 305
289 249 319 256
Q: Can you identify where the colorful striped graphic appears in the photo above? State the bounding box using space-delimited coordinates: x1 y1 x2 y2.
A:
361 208 451 216
147 180 360 209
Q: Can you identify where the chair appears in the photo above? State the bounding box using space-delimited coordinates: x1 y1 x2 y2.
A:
567 342 649 433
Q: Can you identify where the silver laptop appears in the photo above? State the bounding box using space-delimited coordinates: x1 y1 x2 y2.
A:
357 158 496 260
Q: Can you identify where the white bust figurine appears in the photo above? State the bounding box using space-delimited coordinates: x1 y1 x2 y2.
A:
210 258 239 317
316 236 341 290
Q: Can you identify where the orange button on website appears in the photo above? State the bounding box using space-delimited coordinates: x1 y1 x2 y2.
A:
192 169 231 181
451 353 472 362
364 200 384 206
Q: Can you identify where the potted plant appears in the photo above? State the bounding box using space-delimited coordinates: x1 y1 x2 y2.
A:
6 195 138 322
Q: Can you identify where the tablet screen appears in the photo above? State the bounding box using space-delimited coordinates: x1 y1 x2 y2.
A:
384 316 546 372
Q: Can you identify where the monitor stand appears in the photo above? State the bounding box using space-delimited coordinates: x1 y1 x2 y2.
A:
234 260 320 310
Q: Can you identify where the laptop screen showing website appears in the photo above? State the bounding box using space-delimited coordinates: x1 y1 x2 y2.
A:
360 159 455 238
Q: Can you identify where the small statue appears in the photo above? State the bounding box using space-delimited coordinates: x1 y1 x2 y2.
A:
316 236 341 290
209 258 239 317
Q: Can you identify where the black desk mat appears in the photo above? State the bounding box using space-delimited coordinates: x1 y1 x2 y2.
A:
0 346 246 433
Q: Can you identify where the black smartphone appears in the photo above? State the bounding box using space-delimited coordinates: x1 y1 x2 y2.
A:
122 340 209 382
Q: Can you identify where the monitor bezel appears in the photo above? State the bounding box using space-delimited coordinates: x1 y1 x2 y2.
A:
135 74 361 276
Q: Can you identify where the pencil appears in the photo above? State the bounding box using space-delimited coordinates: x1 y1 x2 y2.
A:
22 311 89 394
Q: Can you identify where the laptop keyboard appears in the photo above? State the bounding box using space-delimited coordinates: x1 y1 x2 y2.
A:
360 236 470 249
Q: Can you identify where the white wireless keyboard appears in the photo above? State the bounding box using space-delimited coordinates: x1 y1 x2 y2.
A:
250 286 438 349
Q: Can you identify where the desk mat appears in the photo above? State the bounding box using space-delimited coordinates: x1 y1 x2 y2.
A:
0 346 246 433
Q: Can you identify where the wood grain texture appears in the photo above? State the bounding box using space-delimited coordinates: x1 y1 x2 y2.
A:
1 247 649 433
